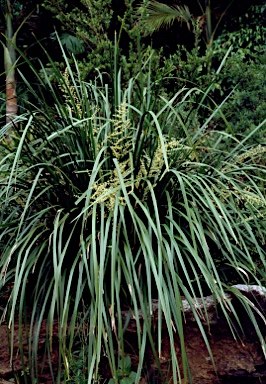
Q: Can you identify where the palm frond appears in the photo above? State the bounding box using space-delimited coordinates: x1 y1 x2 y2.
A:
146 1 192 31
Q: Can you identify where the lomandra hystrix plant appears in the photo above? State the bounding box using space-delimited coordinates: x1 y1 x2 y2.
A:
0 42 266 384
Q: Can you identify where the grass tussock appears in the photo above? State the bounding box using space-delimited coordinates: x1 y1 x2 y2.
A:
0 41 266 383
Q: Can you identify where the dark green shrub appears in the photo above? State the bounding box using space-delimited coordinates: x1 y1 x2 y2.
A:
212 53 266 143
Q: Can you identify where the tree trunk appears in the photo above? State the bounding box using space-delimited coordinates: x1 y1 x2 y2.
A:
5 50 17 125
4 0 17 130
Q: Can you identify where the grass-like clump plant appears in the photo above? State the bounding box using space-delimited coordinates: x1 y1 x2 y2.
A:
0 40 266 384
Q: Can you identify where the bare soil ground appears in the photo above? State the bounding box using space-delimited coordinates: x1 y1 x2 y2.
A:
0 287 266 383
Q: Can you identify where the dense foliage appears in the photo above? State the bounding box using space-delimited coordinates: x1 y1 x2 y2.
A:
0 1 266 383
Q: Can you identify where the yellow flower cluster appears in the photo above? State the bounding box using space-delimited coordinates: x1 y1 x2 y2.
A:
217 182 266 224
135 144 164 199
223 145 266 173
167 138 197 161
90 102 132 211
90 103 194 211
236 145 266 164
60 68 82 118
